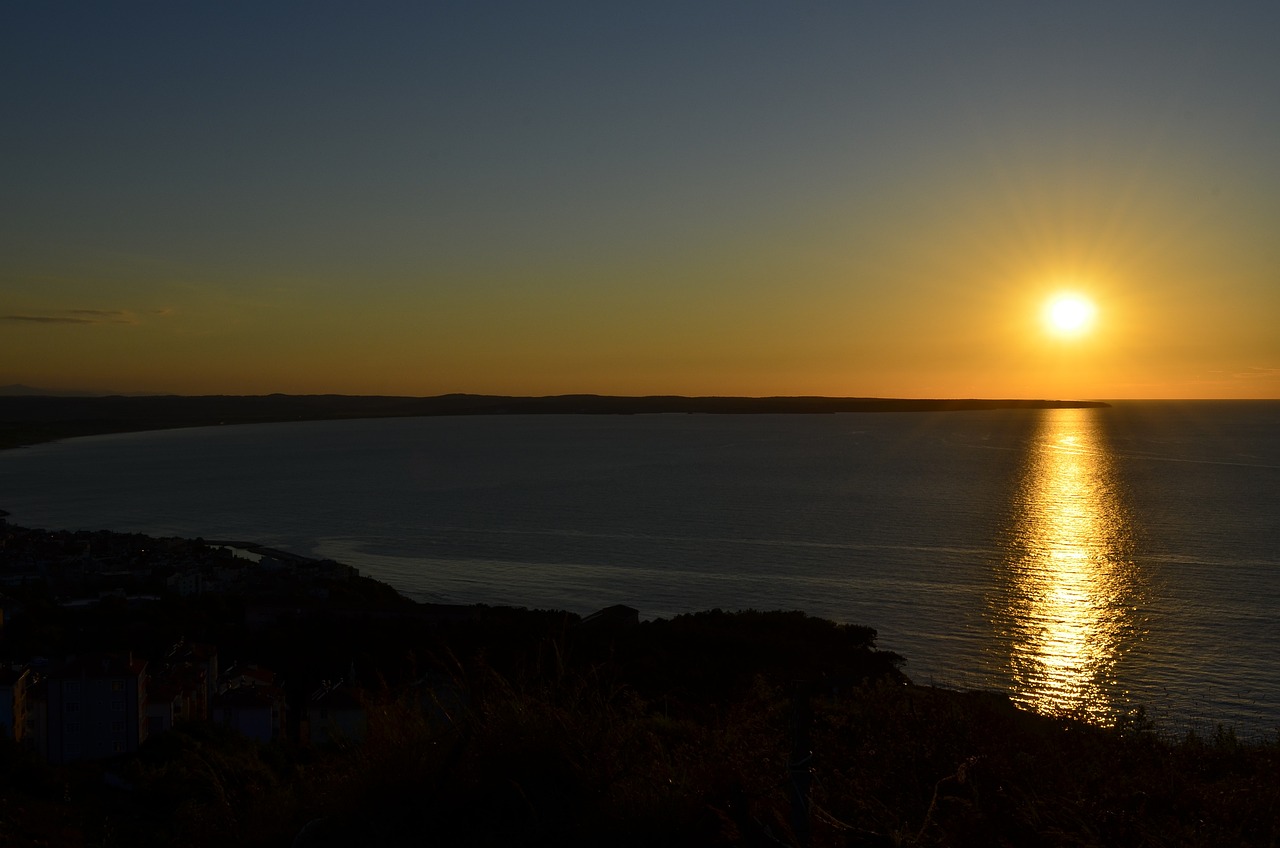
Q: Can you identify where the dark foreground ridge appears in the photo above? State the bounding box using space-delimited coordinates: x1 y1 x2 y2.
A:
0 519 1275 847
0 393 1109 450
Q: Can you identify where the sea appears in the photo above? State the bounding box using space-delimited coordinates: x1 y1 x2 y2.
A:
1 401 1277 737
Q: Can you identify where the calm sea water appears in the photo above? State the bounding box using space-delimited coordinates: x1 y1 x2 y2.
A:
2 402 1277 736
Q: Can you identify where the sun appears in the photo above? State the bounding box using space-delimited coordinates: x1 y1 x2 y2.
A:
1043 292 1097 337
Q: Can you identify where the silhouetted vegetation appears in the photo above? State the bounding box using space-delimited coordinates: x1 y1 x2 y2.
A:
2 604 1278 846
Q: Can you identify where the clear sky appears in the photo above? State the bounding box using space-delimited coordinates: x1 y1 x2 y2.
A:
3 2 1278 399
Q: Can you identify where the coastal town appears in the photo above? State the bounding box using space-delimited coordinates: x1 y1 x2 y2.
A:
0 513 436 764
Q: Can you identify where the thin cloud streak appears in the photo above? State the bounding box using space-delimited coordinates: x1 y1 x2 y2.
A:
2 309 138 325
67 309 133 319
3 314 98 324
1235 367 1280 382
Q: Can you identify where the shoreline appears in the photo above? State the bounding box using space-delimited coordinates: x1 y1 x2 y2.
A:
2 515 1273 745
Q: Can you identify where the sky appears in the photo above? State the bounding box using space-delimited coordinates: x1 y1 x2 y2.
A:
3 2 1278 399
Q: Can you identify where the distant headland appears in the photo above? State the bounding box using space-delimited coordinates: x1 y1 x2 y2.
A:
0 393 1109 450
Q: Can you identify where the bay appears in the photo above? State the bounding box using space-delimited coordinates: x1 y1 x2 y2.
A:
1 401 1277 737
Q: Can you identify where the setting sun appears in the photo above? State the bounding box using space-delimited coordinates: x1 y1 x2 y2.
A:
1043 293 1097 338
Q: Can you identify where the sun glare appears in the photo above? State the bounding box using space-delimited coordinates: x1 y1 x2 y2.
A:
1043 293 1097 338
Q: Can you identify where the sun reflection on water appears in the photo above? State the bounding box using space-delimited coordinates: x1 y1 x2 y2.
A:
996 408 1144 723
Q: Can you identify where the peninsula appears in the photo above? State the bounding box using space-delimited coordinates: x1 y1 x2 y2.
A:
0 393 1109 450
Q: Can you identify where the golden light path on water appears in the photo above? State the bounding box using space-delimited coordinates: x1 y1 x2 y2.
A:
996 408 1145 723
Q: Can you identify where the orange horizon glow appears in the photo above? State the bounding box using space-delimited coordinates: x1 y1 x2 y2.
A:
3 8 1278 402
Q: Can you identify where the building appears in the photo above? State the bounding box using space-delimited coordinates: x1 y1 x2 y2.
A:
305 681 366 746
165 569 203 597
23 677 48 761
0 665 31 743
145 681 183 735
45 654 147 764
214 663 285 742
160 641 219 722
211 686 284 743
